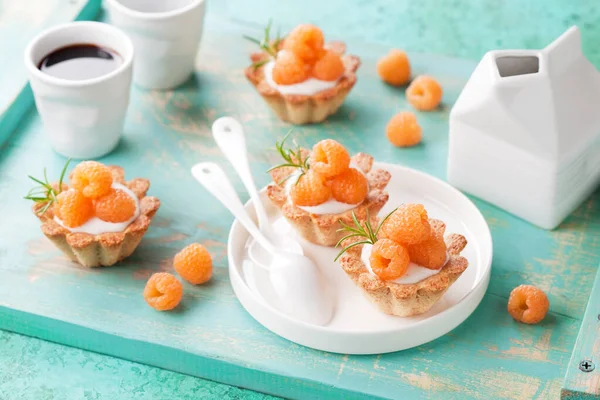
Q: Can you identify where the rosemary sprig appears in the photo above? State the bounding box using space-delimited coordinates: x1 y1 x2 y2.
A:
24 158 71 215
243 19 283 69
267 130 310 184
334 208 397 261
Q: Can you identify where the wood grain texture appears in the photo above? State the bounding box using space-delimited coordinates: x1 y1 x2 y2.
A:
562 266 600 399
0 0 102 147
1 2 600 399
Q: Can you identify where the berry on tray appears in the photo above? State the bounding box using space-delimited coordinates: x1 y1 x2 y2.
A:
309 139 351 178
312 50 344 81
507 285 549 324
386 111 422 147
54 189 94 228
408 219 447 269
174 243 213 285
406 75 443 111
379 203 431 245
94 188 137 223
70 161 113 199
283 24 325 63
144 273 183 311
290 170 332 207
377 49 411 86
330 168 368 205
370 238 410 281
272 50 310 85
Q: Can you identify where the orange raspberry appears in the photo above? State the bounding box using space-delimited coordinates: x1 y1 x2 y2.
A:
370 239 410 281
406 75 443 111
70 161 113 199
312 50 344 81
309 139 350 178
386 111 422 147
507 285 549 324
94 188 136 223
53 189 94 228
143 273 183 311
377 49 411 86
290 170 331 207
379 204 431 245
174 243 213 285
272 50 310 85
329 168 368 205
408 230 447 269
283 24 325 63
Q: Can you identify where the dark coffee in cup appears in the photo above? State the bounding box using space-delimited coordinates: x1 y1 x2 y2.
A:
38 44 123 81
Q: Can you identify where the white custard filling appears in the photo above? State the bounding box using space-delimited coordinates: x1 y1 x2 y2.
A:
54 183 140 234
263 53 339 96
284 162 366 215
360 243 447 284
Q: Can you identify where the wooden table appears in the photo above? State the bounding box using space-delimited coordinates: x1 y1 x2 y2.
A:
1 1 599 399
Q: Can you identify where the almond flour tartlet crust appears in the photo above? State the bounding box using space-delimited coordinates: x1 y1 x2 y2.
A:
267 152 390 246
339 219 468 317
33 166 160 268
245 41 361 125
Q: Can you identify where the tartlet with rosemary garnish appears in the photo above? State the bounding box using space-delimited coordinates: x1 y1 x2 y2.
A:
26 160 160 267
336 204 469 317
266 134 390 246
244 22 361 125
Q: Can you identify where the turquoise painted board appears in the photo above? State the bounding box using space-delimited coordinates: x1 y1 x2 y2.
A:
1 9 600 400
0 0 102 147
562 265 600 399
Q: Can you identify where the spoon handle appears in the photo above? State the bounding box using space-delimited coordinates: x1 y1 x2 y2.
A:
211 117 271 235
191 162 276 255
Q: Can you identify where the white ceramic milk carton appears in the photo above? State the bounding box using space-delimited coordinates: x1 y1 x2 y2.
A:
448 26 600 229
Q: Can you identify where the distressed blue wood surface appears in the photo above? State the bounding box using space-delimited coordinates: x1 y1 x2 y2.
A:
0 0 102 147
1 1 600 399
562 265 600 399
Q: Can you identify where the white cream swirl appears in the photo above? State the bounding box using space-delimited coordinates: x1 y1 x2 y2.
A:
54 183 140 234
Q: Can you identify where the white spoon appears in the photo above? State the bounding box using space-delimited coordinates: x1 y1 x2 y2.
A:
211 116 304 264
191 162 334 326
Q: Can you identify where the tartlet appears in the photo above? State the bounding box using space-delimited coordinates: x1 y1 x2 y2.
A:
267 150 391 247
244 23 361 125
30 165 160 267
339 218 468 317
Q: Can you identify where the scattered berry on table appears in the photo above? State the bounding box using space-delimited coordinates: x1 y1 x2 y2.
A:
70 161 113 199
370 238 410 280
329 168 368 205
94 188 137 223
272 50 310 85
386 111 422 147
312 50 344 81
379 203 431 245
377 49 411 86
408 231 447 269
174 243 213 285
507 285 549 324
290 170 331 207
406 75 443 111
53 189 94 228
283 24 325 63
144 273 183 311
309 139 351 178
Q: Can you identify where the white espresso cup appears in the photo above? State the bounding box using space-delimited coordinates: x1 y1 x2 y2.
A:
25 21 134 159
106 0 206 90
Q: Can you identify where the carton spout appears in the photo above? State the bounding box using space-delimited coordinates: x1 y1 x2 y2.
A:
543 26 583 75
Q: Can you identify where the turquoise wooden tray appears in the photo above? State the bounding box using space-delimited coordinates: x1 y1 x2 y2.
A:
1 11 599 399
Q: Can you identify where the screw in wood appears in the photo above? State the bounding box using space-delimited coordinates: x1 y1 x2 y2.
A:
579 360 595 372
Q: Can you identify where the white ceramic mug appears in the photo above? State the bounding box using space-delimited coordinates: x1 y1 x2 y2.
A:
106 0 206 90
25 21 134 159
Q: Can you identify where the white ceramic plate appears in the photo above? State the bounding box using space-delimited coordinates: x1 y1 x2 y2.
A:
227 162 493 354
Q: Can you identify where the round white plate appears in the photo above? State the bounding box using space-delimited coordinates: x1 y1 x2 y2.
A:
227 162 493 354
